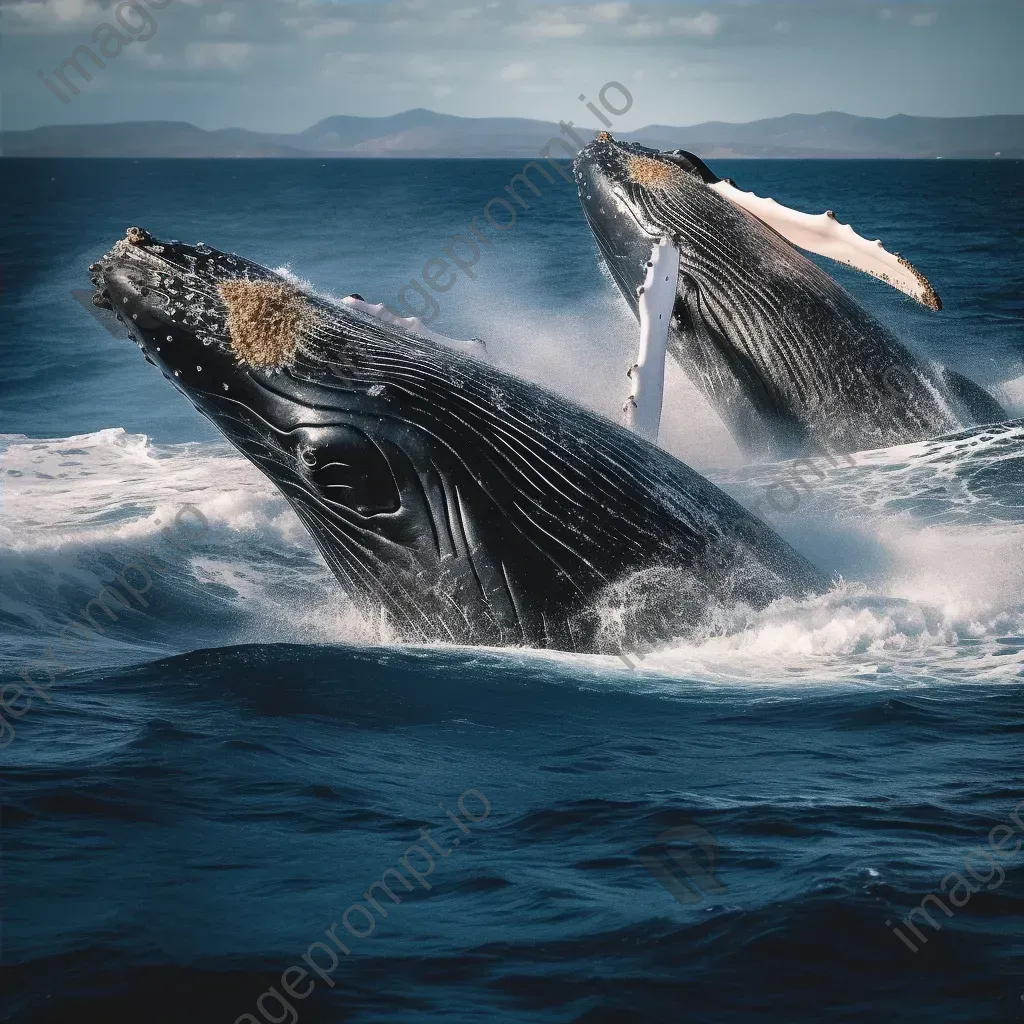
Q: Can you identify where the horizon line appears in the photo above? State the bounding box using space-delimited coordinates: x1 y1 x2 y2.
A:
7 109 1024 135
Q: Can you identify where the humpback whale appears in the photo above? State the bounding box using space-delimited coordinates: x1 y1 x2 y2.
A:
88 228 826 653
574 135 1005 459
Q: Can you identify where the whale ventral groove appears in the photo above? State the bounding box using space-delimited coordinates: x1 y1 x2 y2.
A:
89 227 827 653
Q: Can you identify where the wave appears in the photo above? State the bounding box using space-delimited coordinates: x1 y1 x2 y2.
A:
0 428 375 670
1 423 1022 687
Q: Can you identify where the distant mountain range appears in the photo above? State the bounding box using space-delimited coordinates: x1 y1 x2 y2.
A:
3 110 1022 159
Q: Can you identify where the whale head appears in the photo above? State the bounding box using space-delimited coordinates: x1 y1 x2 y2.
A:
88 227 827 649
89 228 471 625
573 137 722 306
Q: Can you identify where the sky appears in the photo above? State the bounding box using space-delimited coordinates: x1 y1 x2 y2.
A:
2 0 1022 132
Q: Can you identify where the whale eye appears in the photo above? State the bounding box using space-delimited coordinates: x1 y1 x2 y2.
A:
299 446 317 467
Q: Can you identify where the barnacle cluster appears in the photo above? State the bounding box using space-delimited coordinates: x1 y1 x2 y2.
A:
625 154 686 190
218 279 313 368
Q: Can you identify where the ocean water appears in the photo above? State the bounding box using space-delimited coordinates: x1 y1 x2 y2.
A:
2 158 1024 1023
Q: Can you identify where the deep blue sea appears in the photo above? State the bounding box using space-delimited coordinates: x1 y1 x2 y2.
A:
2 158 1024 1023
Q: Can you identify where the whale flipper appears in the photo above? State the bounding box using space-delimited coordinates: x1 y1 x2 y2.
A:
623 237 678 443
708 180 942 311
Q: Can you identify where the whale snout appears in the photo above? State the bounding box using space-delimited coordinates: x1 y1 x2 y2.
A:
92 251 169 331
92 228 301 371
91 227 212 326
89 228 256 404
88 227 373 437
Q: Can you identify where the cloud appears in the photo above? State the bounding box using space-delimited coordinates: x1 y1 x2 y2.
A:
626 12 724 40
204 11 236 33
625 19 660 38
408 56 451 79
6 0 1017 137
185 42 252 72
519 12 588 38
879 7 938 28
669 12 721 37
499 61 536 81
6 0 103 32
122 45 174 71
590 2 629 21
433 84 453 97
305 18 356 39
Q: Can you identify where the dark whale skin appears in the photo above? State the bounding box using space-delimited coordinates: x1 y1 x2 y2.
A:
574 137 1006 460
89 230 827 653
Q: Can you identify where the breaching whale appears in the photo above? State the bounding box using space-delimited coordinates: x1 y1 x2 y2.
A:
574 135 1005 459
89 228 826 653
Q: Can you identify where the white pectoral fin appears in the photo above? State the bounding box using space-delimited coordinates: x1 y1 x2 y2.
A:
709 180 942 311
340 296 489 360
623 237 679 444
